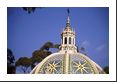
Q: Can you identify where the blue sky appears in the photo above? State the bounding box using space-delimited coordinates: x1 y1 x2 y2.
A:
7 7 109 71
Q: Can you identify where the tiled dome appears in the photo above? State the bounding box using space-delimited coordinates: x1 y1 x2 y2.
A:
30 52 104 74
30 9 105 74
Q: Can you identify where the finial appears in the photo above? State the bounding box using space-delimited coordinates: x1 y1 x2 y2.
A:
66 8 71 27
67 8 70 23
67 8 70 15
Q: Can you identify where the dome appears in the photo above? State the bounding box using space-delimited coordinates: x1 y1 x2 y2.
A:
30 52 104 74
30 10 105 74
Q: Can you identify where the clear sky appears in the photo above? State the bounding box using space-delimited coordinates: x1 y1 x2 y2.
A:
7 7 109 71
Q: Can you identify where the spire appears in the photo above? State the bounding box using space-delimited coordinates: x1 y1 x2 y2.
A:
60 8 77 54
67 16 70 24
67 9 70 23
66 9 71 28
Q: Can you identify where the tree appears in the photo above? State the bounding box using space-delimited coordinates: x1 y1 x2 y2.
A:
76 45 87 55
15 57 31 73
22 7 43 14
40 41 54 51
31 41 59 69
80 47 87 55
7 48 16 74
22 7 36 14
15 41 60 73
80 47 85 51
31 52 43 69
103 66 109 74
53 44 60 49
31 50 52 69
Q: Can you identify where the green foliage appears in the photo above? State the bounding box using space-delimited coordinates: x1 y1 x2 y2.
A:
15 57 31 67
22 7 43 14
31 50 52 69
31 41 59 69
15 41 60 73
31 51 43 63
32 50 51 59
7 48 16 74
7 65 16 74
22 7 36 14
7 48 15 65
40 41 54 51
15 57 31 73
103 66 109 74
53 44 60 49
80 47 85 51
77 46 87 55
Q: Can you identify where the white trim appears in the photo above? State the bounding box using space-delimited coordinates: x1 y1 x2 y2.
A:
31 52 103 74
31 53 62 74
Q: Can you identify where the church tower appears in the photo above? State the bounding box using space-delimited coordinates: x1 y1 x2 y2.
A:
60 9 77 54
30 9 105 74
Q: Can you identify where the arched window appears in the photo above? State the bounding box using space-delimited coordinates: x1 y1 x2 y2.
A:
69 37 71 44
62 37 64 44
64 37 67 44
73 38 74 44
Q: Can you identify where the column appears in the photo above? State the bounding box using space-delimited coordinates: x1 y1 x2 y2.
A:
63 53 70 74
74 36 75 45
63 37 64 45
67 37 69 45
